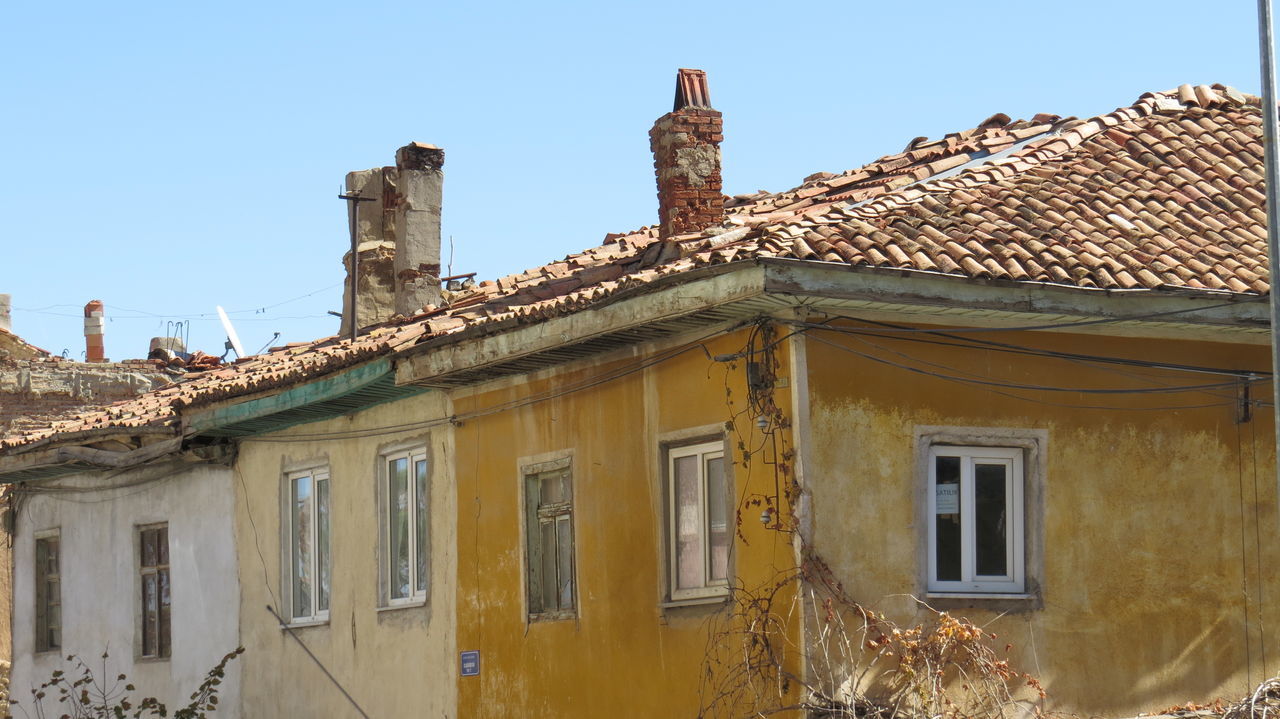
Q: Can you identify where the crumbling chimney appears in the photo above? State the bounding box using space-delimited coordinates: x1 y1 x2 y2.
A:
340 143 444 336
0 294 10 333
650 69 724 239
84 300 105 363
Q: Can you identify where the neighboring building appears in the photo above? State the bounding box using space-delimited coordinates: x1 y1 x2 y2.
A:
0 73 1273 719
0 299 174 436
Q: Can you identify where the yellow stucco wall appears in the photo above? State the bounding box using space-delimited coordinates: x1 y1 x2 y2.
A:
802 320 1277 716
232 393 457 718
452 328 804 718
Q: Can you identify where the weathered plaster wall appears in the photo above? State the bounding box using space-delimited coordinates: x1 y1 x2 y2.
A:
802 322 1277 716
9 464 241 714
451 327 803 718
0 491 12 665
232 393 456 718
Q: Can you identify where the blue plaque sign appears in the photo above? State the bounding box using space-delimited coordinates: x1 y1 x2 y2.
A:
460 650 480 677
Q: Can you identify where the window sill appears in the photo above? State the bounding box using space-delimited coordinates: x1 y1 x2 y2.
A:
136 655 171 664
528 610 577 623
377 599 427 613
662 594 729 609
926 592 1032 600
282 618 330 630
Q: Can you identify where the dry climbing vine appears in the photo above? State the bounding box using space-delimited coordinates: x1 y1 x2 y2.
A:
698 318 1045 719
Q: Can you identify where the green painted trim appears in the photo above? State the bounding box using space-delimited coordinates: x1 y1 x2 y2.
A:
197 380 428 438
185 358 393 435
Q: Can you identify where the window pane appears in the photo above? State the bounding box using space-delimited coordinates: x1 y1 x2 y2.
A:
157 527 169 566
292 476 313 618
974 463 1009 577
158 568 172 657
415 459 429 594
556 516 574 610
525 476 543 612
560 472 572 505
540 521 557 611
705 456 729 582
35 539 53 650
317 478 330 612
390 458 410 600
142 573 158 657
934 455 962 582
539 470 563 505
48 597 60 651
142 529 157 568
674 455 703 589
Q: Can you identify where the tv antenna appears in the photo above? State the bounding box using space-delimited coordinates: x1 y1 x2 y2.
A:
339 188 376 342
217 305 247 360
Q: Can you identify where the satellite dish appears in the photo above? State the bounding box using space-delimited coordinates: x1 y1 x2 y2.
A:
217 306 247 359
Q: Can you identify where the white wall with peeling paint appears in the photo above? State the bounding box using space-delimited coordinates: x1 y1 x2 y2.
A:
9 463 241 717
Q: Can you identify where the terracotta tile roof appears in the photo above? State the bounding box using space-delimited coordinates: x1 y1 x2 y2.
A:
0 327 51 359
1 83 1266 451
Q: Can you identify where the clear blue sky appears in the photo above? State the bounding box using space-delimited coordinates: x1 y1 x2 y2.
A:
0 1 1268 360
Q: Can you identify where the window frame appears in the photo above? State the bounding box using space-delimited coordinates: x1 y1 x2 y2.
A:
666 439 732 602
33 530 61 654
380 446 430 608
284 466 331 625
925 443 1026 595
137 523 171 660
522 456 576 621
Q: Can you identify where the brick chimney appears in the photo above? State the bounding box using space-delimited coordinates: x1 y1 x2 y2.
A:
84 300 105 362
340 143 444 335
650 69 724 239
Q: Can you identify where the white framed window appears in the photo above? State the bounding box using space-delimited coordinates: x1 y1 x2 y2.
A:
523 458 575 619
927 445 1024 594
34 530 61 653
286 467 331 623
667 440 730 601
381 448 429 606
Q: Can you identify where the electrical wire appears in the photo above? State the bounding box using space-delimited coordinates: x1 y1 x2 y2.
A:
806 294 1267 334
784 317 1270 380
13 283 343 322
13 461 184 500
788 317 1260 407
822 328 1240 412
804 332 1258 396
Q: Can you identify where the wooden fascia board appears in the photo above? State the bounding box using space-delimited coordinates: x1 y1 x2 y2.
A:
0 437 185 481
183 358 394 436
760 259 1270 344
394 266 768 386
0 446 87 479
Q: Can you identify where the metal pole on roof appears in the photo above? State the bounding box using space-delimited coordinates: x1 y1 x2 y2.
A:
1261 0 1280 507
339 191 376 342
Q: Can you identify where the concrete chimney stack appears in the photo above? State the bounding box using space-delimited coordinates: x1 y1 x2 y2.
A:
0 294 10 333
650 69 724 239
340 143 444 336
84 300 106 363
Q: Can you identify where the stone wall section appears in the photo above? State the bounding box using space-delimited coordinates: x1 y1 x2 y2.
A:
0 359 172 435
